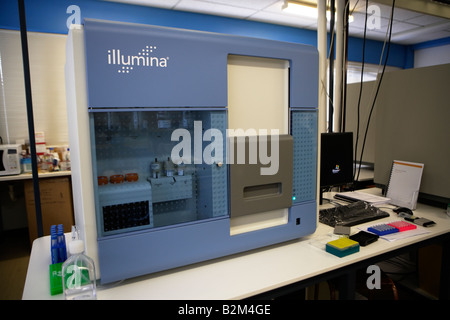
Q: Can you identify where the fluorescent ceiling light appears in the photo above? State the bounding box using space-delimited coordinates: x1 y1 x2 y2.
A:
282 1 318 18
282 0 353 22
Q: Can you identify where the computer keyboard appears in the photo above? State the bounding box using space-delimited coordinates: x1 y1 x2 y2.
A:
319 201 390 227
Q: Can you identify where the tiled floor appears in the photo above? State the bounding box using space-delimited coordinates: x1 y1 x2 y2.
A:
0 228 31 300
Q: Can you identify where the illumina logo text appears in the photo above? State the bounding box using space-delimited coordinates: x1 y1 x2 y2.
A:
107 45 169 74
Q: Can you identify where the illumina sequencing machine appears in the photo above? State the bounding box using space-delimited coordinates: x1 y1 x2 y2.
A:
65 19 319 283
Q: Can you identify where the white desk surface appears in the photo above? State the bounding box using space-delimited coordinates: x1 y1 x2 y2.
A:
22 188 450 300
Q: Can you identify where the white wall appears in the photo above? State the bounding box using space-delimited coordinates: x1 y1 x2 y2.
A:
0 30 68 146
414 44 450 68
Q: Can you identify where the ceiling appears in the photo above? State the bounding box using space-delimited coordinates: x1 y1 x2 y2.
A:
106 0 450 45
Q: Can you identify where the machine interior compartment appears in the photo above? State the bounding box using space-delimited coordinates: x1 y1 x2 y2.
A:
90 110 228 237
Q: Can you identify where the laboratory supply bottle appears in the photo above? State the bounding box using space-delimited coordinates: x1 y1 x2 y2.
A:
65 148 70 161
62 239 97 300
57 224 67 262
151 158 161 178
176 162 185 176
51 148 60 170
61 147 71 171
51 225 59 264
164 157 174 177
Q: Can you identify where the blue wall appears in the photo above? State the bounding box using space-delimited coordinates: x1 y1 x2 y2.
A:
1 0 414 68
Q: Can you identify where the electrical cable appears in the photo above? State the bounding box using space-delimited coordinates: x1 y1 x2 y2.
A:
326 0 335 133
328 0 335 132
319 0 337 133
355 0 396 182
352 0 368 183
325 0 352 133
349 0 360 15
321 0 353 134
18 0 44 237
340 0 351 133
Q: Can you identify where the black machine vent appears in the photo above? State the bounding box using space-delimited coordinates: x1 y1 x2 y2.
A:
103 201 150 232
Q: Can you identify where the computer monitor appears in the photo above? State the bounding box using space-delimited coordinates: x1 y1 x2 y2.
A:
320 132 354 203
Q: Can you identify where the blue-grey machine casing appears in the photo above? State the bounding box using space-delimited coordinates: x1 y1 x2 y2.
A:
65 19 318 284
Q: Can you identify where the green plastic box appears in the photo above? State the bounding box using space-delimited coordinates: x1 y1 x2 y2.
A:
326 237 360 258
49 263 63 295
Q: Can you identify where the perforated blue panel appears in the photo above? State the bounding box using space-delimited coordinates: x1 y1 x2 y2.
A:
210 112 228 217
291 110 318 204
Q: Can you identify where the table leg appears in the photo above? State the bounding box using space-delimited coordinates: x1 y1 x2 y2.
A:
439 236 450 300
338 271 356 300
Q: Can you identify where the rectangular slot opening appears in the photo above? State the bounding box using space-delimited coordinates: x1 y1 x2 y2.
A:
243 183 281 199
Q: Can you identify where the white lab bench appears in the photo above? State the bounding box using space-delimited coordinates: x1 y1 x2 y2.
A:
22 188 450 300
